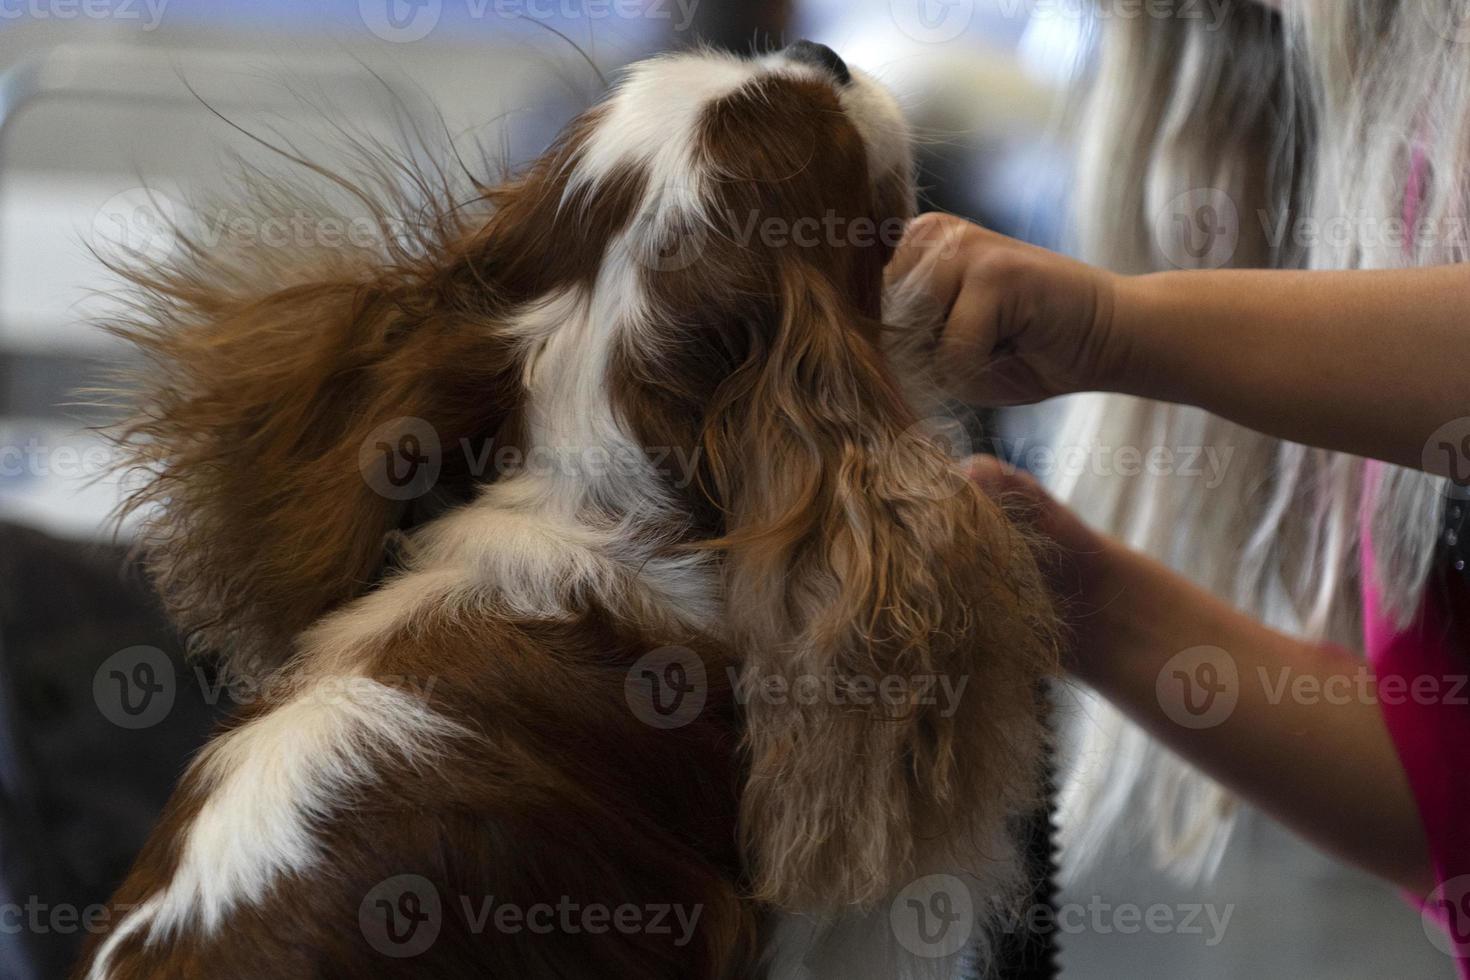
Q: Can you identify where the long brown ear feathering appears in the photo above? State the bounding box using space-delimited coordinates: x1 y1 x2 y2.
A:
706 261 1060 912
101 141 525 678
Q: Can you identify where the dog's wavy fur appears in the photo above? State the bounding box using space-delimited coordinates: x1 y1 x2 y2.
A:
86 49 1058 979
105 118 594 674
709 264 1056 910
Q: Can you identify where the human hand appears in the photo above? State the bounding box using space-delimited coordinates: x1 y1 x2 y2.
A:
963 454 1119 675
965 453 1169 684
888 213 1124 406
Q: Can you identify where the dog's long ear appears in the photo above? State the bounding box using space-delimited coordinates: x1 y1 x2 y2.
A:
106 181 523 678
705 261 1058 911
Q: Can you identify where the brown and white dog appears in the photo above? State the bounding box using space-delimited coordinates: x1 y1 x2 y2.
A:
79 43 1057 980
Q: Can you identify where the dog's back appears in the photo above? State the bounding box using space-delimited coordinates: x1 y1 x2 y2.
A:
79 584 753 978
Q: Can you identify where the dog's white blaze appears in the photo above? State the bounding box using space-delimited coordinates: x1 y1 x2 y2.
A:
487 244 721 629
301 567 466 672
835 67 915 183
85 895 160 980
568 50 759 210
505 277 651 498
518 284 651 509
94 678 469 968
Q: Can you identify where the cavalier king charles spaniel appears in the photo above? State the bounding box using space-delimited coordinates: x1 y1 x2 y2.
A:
79 43 1058 980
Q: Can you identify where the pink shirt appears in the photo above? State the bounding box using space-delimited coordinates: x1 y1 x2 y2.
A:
1363 469 1470 974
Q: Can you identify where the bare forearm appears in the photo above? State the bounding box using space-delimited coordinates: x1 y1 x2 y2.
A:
1074 540 1432 892
1110 267 1470 473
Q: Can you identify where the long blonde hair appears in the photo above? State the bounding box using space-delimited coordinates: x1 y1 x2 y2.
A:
1058 0 1464 877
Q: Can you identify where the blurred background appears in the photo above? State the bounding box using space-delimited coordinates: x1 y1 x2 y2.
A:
0 1 1449 977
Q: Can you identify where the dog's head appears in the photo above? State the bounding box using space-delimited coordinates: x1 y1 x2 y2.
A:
113 44 1056 912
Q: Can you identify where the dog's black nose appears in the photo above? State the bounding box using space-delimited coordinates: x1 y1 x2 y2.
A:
785 40 851 86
